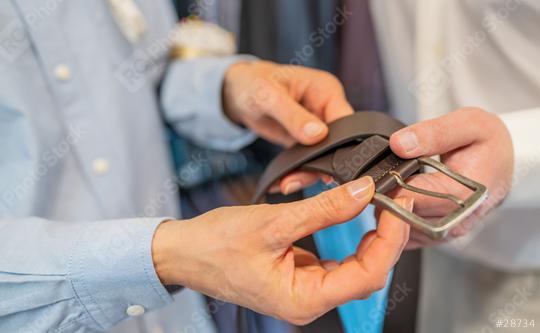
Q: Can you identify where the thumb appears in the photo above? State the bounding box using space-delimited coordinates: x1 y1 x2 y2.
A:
277 176 374 244
389 108 491 158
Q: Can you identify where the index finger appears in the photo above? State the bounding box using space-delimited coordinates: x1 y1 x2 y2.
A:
300 71 354 122
318 197 413 307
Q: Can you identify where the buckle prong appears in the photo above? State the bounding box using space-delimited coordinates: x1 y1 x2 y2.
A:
372 157 488 240
388 171 465 207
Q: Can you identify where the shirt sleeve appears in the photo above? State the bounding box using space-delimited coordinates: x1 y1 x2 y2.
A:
160 55 258 152
499 108 540 208
0 217 173 333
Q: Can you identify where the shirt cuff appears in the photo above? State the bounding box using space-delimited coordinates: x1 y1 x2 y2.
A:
161 55 258 152
68 218 173 331
499 108 540 208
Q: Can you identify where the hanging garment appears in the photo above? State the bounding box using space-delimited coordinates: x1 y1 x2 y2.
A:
239 0 339 73
192 0 243 38
238 0 278 60
339 0 388 111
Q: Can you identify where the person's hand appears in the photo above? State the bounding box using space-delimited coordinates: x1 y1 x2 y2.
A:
152 177 412 325
223 60 354 194
388 108 514 248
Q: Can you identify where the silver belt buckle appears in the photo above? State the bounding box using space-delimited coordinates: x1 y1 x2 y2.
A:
372 157 488 240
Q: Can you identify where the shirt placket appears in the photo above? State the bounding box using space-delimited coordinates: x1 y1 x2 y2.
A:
14 0 136 219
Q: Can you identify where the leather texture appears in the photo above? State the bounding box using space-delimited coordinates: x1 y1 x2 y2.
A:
253 111 418 203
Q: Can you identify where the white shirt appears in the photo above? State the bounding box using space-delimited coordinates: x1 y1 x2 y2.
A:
371 0 540 271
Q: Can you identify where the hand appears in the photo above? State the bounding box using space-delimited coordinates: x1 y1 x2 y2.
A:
152 177 412 325
388 108 514 248
223 60 354 194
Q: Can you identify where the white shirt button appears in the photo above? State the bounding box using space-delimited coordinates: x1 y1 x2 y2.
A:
126 304 145 317
92 158 109 175
54 64 72 81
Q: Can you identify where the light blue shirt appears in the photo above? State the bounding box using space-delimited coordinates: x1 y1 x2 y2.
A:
0 0 254 332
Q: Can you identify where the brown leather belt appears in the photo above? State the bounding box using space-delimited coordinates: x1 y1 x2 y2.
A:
253 111 488 239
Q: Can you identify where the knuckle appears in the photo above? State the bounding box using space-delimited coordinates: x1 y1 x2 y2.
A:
250 79 279 111
464 106 487 116
463 107 506 137
317 71 345 93
460 107 492 122
262 205 293 244
372 273 389 291
319 70 340 83
311 193 342 223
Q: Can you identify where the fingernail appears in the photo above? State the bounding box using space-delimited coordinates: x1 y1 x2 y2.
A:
347 177 374 200
284 181 302 195
303 121 325 138
397 131 419 153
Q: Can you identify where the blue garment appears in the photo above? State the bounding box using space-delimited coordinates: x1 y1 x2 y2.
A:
305 184 391 333
0 0 254 332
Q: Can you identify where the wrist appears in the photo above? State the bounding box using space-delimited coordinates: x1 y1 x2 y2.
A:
152 220 193 286
222 61 253 125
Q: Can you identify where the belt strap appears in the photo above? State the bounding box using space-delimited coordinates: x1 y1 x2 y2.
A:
253 111 488 240
253 111 406 200
383 249 421 333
